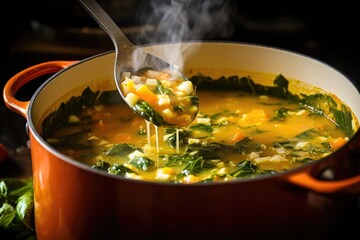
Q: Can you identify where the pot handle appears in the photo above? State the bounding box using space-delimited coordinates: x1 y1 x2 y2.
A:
3 61 77 118
287 171 360 194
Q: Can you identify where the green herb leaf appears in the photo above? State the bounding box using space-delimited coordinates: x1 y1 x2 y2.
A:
91 160 111 171
105 143 139 156
129 156 155 171
108 164 134 176
133 100 168 126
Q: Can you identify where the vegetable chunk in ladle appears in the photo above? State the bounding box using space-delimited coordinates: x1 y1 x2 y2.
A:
78 0 199 127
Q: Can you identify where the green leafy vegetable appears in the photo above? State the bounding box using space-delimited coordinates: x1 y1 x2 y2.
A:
108 164 134 176
271 107 290 121
164 128 192 148
46 129 92 150
330 104 355 137
181 157 216 176
105 143 139 156
190 124 213 133
129 156 155 171
133 100 168 126
91 160 111 171
0 178 35 239
155 80 174 96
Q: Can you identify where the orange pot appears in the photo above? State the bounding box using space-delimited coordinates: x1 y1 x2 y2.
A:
3 42 360 239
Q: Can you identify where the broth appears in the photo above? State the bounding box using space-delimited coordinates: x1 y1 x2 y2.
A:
44 70 358 183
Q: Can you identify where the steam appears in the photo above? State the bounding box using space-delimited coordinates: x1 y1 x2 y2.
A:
138 0 236 42
133 0 236 68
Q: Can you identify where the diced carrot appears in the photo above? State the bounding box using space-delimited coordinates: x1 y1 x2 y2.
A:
122 79 136 94
230 129 246 143
135 84 157 105
243 109 268 123
329 137 348 150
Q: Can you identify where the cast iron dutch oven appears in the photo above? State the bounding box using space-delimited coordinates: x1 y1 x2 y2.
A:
3 42 360 239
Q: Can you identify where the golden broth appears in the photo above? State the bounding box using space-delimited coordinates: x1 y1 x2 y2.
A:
44 70 356 183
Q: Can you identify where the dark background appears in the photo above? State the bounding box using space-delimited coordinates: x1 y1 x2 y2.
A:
0 1 359 238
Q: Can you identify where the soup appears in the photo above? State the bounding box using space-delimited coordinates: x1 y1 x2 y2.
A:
43 70 358 183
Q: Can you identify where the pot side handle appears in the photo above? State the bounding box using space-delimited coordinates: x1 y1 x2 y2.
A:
287 171 360 194
3 61 77 118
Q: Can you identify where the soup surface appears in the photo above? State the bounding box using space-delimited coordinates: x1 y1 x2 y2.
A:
44 70 357 183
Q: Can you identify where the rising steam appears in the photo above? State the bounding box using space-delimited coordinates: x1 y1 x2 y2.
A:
133 0 236 68
137 0 236 42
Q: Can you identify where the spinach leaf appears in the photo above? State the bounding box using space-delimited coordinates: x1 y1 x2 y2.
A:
190 124 213 133
42 87 99 138
91 160 111 171
230 161 278 178
133 100 168 126
190 73 300 101
234 137 262 153
230 160 257 178
271 107 290 121
108 164 134 176
164 128 192 148
105 143 139 156
185 137 262 159
129 156 155 171
330 104 355 137
155 80 174 95
0 178 35 238
181 157 216 176
46 129 92 150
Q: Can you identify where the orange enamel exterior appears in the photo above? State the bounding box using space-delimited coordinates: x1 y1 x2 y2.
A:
3 43 360 239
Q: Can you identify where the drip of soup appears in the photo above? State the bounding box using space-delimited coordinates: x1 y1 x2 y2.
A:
44 71 357 184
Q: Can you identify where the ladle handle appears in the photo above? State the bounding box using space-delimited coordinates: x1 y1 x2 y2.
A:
77 0 136 57
3 61 75 118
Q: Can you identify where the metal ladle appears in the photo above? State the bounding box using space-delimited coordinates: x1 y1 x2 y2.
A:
77 0 196 127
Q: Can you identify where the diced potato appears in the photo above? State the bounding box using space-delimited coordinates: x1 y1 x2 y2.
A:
188 138 200 144
294 141 308 150
182 174 200 183
131 75 142 83
128 150 144 160
295 109 306 116
124 92 139 107
174 91 186 97
146 78 158 87
155 167 176 181
253 155 286 164
197 117 210 124
68 115 80 123
275 148 286 154
176 81 194 95
125 172 143 180
248 152 260 159
162 108 174 119
216 167 226 175
188 105 198 114
157 94 171 106
259 95 268 100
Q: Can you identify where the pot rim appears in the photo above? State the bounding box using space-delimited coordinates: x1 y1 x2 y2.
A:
27 40 360 187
